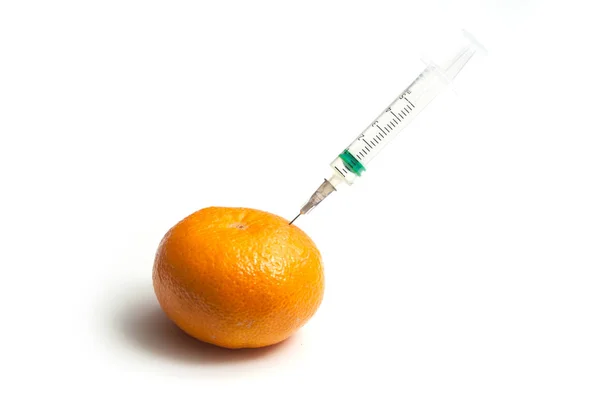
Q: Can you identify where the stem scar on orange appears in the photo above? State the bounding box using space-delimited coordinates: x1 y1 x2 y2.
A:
152 207 325 349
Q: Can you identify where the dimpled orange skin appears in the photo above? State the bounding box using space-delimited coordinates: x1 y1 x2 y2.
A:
152 207 325 349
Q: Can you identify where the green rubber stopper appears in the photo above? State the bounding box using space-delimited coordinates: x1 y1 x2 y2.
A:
339 149 366 176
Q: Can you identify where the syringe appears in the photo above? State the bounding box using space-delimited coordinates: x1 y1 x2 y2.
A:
290 31 486 224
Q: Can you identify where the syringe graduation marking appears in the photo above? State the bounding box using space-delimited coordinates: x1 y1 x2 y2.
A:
336 92 415 177
334 166 347 176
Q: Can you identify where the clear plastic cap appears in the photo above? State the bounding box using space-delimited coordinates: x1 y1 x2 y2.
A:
421 29 487 88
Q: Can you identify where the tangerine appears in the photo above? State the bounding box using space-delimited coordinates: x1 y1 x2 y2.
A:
152 207 324 349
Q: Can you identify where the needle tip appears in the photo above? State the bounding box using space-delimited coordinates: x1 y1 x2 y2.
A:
289 213 301 225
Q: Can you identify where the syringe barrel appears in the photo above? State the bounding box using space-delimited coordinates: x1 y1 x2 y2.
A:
329 31 483 185
329 66 447 185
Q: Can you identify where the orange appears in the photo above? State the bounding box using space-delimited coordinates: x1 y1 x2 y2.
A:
152 207 325 349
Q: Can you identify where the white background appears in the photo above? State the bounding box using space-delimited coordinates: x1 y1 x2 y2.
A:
1 1 599 397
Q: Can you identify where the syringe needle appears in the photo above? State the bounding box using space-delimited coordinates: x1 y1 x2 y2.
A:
289 213 301 225
291 177 340 224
